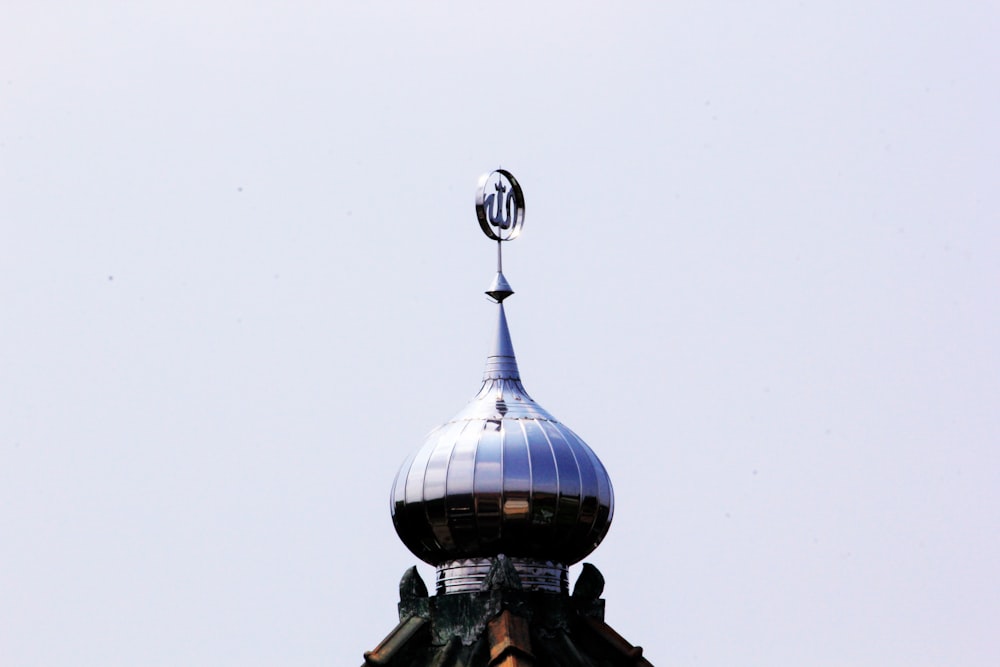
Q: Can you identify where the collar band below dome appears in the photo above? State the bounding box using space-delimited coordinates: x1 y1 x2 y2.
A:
436 557 568 594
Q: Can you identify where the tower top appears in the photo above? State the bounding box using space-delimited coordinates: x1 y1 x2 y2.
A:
364 170 651 666
390 171 613 595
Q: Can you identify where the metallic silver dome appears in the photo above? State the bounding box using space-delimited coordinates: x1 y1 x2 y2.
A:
390 301 614 573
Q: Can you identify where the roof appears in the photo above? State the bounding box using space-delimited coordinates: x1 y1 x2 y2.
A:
390 299 614 570
362 562 653 667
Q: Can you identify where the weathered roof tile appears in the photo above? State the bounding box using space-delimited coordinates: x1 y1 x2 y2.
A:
487 610 533 667
364 615 429 666
580 616 650 666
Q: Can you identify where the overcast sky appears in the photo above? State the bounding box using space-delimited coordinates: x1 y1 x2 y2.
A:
2 3 998 666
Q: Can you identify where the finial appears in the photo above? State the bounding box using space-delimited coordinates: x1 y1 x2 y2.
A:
572 563 606 601
476 169 525 303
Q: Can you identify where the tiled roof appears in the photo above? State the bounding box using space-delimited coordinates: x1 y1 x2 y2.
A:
361 562 652 667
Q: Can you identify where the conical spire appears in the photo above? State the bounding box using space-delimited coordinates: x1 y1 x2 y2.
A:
483 303 520 381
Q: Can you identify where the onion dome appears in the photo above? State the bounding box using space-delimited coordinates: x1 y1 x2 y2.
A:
390 170 614 594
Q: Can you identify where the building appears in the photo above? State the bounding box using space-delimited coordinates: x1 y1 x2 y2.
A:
361 171 652 667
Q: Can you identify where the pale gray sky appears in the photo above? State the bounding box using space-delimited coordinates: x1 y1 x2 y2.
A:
2 3 998 666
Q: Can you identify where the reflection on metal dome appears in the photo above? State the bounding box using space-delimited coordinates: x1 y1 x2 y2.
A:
389 171 614 595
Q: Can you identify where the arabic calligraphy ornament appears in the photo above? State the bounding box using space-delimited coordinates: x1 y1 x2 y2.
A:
475 169 524 242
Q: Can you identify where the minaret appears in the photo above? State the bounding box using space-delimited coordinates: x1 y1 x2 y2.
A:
363 170 651 667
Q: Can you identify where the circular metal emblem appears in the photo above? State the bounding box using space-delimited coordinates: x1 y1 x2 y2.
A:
475 169 525 241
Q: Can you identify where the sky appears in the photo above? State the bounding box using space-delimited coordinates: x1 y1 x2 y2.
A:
2 2 999 666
